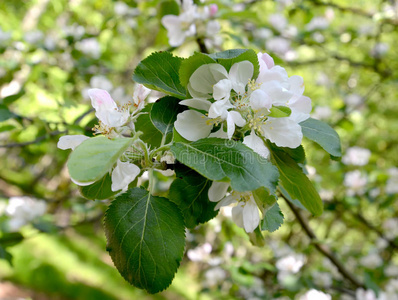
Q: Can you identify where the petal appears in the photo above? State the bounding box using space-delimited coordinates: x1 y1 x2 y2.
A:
262 117 303 148
174 110 213 141
289 95 312 123
206 20 220 35
288 75 304 96
250 89 272 110
111 160 140 192
208 99 232 119
215 194 237 210
258 52 275 70
229 111 246 127
231 203 245 228
88 88 117 112
180 99 212 111
133 84 150 107
209 125 228 139
57 135 89 150
213 79 232 101
189 63 228 97
242 198 260 233
229 61 253 94
208 181 230 202
226 113 235 139
260 80 292 105
243 130 270 158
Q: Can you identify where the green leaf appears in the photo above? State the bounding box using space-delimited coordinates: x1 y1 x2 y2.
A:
0 245 13 266
135 104 163 148
150 96 185 143
79 172 119 200
0 90 25 106
209 49 260 79
169 164 217 228
279 145 306 164
269 145 323 216
158 0 179 19
104 187 186 294
179 52 216 87
300 118 342 157
268 106 292 118
133 52 186 98
67 136 133 183
171 138 279 193
0 232 24 247
261 203 284 232
247 227 265 247
252 186 277 212
0 105 14 122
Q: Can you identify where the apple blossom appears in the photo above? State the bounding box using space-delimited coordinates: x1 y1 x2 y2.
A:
111 160 140 192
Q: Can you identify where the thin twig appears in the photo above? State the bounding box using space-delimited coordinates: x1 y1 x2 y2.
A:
282 195 365 289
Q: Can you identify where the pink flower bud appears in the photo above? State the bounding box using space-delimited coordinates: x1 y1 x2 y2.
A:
209 4 218 17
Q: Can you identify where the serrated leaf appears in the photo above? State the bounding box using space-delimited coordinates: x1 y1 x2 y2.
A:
179 52 216 87
261 203 284 232
80 172 119 200
171 138 279 193
209 49 260 79
104 187 185 294
150 96 185 142
133 52 186 98
268 106 292 118
67 136 133 183
269 145 323 216
169 164 218 228
135 104 163 148
300 118 342 157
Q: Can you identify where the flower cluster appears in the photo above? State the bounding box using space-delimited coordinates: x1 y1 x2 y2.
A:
174 52 311 232
58 85 150 192
5 196 47 231
161 0 219 47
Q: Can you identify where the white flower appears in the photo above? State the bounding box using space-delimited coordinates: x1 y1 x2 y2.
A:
344 170 367 196
90 75 113 91
371 43 389 58
383 218 398 239
132 84 150 110
386 168 398 194
360 252 383 269
75 38 101 59
299 289 332 300
312 106 332 120
269 14 288 32
57 135 89 150
161 0 197 47
208 182 260 233
344 93 363 109
276 254 305 274
342 147 371 166
114 1 129 16
24 30 44 44
88 88 130 128
243 130 270 158
356 288 383 300
306 17 329 31
111 160 140 192
187 243 212 262
5 196 47 231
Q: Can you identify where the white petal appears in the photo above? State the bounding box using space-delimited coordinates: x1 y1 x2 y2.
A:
189 63 228 97
289 95 312 123
262 117 303 148
213 79 232 101
231 203 245 228
180 99 211 111
111 160 140 192
215 194 237 210
226 113 235 139
259 80 292 105
250 89 272 110
243 131 270 158
174 110 213 141
258 52 275 70
242 198 260 233
88 88 117 112
161 15 185 46
133 84 150 107
229 111 246 127
229 61 253 94
288 75 304 96
208 99 232 119
57 135 89 150
209 125 228 139
208 181 230 202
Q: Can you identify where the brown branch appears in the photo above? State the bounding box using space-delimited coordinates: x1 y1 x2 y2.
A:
282 194 365 289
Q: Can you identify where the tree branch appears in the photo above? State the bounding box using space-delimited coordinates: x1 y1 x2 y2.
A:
282 195 365 289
